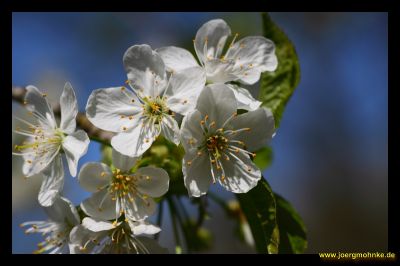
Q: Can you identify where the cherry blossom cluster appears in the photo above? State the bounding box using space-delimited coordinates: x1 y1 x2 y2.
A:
14 19 277 254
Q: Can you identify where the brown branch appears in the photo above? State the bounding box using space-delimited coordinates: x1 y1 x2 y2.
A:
12 86 113 145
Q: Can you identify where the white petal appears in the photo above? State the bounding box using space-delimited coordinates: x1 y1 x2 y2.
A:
111 120 159 157
78 162 112 193
135 166 169 198
229 107 275 151
160 115 180 145
135 236 169 254
156 46 199 73
123 44 166 98
82 217 116 232
218 150 261 193
183 151 212 197
166 66 206 116
38 154 64 207
112 148 138 172
204 58 237 83
22 138 60 177
62 130 90 177
196 84 237 128
226 36 278 84
80 190 115 220
128 220 161 236
24 85 56 127
194 19 231 64
179 110 203 153
69 225 96 254
228 84 262 111
125 197 156 220
44 196 80 225
86 87 142 132
59 82 78 134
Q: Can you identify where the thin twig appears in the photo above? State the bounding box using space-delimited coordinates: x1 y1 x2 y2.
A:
155 200 164 241
12 86 113 146
167 198 183 254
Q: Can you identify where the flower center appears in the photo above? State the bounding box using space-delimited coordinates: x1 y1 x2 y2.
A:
102 169 151 217
14 125 64 165
204 133 229 160
185 112 256 184
109 168 138 201
142 96 169 123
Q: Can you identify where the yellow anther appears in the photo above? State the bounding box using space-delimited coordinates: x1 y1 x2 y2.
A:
142 194 148 199
101 172 107 177
120 115 125 119
125 176 131 181
187 161 192 166
221 175 226 182
129 116 134 120
200 120 205 125
197 151 202 156
146 176 151 180
122 126 127 131
125 80 130 85
252 153 256 158
121 87 126 91
247 167 252 172
182 100 188 104
145 138 149 143
210 121 216 127
131 99 135 103
204 114 209 121
27 160 32 164
112 221 118 227
245 128 251 132
216 165 221 170
240 43 245 48
225 155 230 161
98 207 103 212
235 148 239 153
211 160 216 164
249 63 253 67
23 101 28 105
111 197 116 201
42 93 47 97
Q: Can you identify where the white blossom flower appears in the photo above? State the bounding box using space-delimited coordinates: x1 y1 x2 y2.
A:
79 148 169 221
69 217 168 254
86 44 206 157
156 18 278 111
180 84 275 196
20 196 80 254
13 83 90 206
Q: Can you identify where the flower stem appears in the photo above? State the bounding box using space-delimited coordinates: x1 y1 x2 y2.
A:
167 198 182 254
155 200 164 240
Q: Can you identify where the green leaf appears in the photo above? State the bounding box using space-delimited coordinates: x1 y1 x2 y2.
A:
259 12 300 128
236 177 279 254
275 193 307 254
253 146 273 171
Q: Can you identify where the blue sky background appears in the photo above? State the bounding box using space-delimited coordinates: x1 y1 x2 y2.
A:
12 12 388 253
